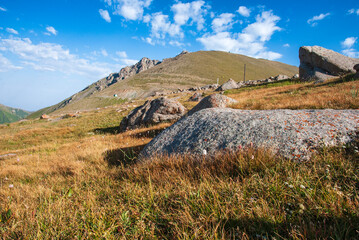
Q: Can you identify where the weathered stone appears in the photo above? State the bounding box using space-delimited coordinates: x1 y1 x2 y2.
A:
120 97 187 131
188 92 203 102
292 74 299 79
275 74 289 81
40 114 50 119
141 108 359 161
299 46 359 81
187 94 238 116
216 79 239 91
354 64 359 79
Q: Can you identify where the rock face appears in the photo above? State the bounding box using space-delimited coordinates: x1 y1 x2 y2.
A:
141 108 359 161
299 46 359 82
40 114 50 119
354 64 359 79
216 79 239 91
105 57 161 88
188 92 203 102
187 94 238 116
120 97 186 131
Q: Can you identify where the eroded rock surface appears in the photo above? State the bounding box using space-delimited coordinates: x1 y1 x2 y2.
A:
120 97 186 131
187 94 238 116
141 108 359 161
299 46 359 82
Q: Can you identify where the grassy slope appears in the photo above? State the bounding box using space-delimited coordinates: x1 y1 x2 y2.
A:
1 77 358 239
0 104 31 124
29 51 298 117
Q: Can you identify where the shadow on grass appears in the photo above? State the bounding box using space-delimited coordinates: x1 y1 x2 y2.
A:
103 144 146 167
94 126 122 135
219 215 359 239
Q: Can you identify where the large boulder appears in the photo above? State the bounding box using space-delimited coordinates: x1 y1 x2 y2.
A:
120 97 186 131
187 94 238 116
299 46 359 82
141 108 359 161
354 64 359 79
216 79 239 91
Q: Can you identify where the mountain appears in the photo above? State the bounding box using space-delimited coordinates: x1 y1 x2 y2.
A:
29 50 298 117
0 104 31 124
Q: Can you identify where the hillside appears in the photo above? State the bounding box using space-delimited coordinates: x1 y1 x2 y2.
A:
0 104 31 124
29 51 298 117
1 76 358 238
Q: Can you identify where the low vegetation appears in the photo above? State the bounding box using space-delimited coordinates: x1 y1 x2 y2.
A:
0 77 358 239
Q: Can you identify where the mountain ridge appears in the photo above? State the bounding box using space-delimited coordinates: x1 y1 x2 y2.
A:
0 104 31 124
28 50 298 118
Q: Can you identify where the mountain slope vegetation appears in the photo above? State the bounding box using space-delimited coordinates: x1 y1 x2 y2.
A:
29 51 298 117
0 104 31 124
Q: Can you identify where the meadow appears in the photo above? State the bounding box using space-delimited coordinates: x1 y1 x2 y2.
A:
0 77 358 239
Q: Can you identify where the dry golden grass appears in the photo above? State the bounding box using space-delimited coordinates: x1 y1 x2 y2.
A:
0 77 358 239
227 78 359 110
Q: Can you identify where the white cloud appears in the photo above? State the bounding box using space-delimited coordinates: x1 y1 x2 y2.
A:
116 51 127 58
101 49 108 57
342 48 359 58
108 0 152 20
46 26 57 36
197 10 282 60
307 13 330 26
0 53 22 72
169 40 184 47
144 37 154 45
149 12 183 39
341 37 357 48
99 9 111 23
171 0 209 30
121 59 138 65
0 6 6 12
0 37 117 78
6 28 18 35
237 6 250 17
348 8 359 15
212 13 235 32
283 43 290 47
341 37 359 58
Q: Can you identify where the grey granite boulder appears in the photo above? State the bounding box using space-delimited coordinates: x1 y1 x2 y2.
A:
299 46 359 82
141 108 359 161
187 94 238 116
216 79 239 91
120 97 186 131
354 64 359 79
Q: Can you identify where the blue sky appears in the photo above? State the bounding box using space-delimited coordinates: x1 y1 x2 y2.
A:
0 0 358 111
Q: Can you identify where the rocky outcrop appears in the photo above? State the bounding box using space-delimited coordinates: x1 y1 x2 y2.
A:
299 46 359 82
120 97 186 131
40 114 50 120
141 108 359 161
216 79 239 91
188 92 203 102
187 94 238 116
354 64 359 79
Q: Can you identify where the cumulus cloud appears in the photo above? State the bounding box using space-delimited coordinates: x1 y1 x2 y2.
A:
0 6 6 12
46 26 57 36
6 28 18 35
212 13 235 32
283 43 290 47
0 53 22 72
99 9 111 22
341 37 359 58
106 0 152 20
237 6 250 17
307 13 330 26
197 10 282 60
144 1 209 44
171 0 209 30
341 37 357 48
348 8 359 15
148 12 183 39
101 49 108 57
116 51 127 58
0 37 118 78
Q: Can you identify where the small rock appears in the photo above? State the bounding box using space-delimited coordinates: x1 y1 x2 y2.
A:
216 79 239 91
187 94 238 116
